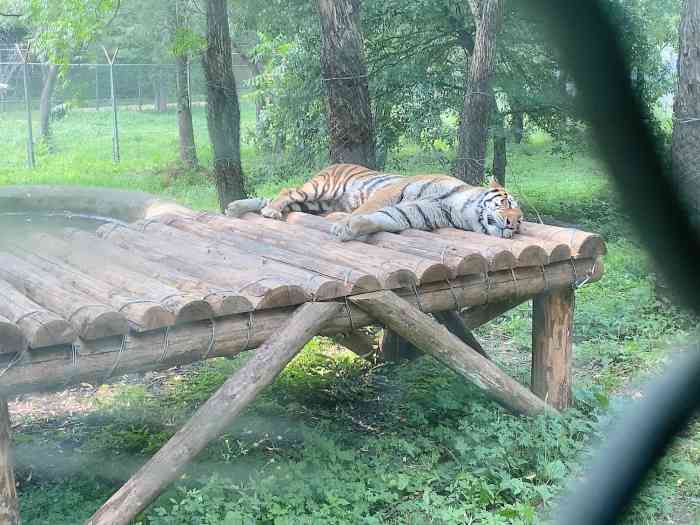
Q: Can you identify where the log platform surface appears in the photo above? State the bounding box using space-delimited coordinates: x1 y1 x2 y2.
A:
0 202 605 393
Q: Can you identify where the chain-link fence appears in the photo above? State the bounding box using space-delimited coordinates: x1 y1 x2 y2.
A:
0 47 254 169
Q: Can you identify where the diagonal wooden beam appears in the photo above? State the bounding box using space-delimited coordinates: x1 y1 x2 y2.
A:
85 301 343 525
350 291 551 416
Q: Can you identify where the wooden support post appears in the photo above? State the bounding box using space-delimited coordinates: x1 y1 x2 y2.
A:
0 399 20 525
350 291 550 415
85 302 342 525
433 311 489 359
331 329 376 359
532 287 574 409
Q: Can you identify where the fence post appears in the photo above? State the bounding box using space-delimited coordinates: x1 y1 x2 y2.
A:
95 65 100 111
103 47 120 163
16 44 35 169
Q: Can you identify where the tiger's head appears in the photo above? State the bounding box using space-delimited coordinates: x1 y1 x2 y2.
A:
482 182 523 239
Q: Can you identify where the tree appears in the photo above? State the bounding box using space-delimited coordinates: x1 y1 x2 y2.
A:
170 0 199 168
203 0 247 211
318 0 376 168
454 0 501 185
672 0 700 225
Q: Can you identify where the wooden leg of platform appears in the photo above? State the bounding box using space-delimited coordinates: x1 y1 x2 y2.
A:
85 302 343 525
350 291 550 415
331 329 377 359
433 311 489 359
531 287 574 410
0 398 20 525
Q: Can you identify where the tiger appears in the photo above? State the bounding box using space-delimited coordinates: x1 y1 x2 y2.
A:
225 163 523 241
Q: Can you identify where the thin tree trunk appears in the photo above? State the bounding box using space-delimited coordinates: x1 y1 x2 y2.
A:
672 0 700 226
203 0 247 211
454 0 501 185
511 110 524 143
318 0 376 168
39 64 59 141
176 55 198 168
493 111 507 186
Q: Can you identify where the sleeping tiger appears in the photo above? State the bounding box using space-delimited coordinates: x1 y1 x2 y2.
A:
226 163 523 241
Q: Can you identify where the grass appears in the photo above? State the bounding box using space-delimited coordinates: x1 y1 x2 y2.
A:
2 107 699 524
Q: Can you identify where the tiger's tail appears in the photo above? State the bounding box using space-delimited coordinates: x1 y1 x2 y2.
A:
225 197 270 218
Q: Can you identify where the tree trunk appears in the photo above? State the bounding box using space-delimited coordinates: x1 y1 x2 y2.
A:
672 0 700 227
203 0 247 211
511 110 524 143
318 0 376 168
39 64 59 141
176 55 198 168
493 112 507 186
454 0 501 185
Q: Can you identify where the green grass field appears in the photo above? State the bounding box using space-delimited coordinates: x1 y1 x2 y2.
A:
1 105 699 524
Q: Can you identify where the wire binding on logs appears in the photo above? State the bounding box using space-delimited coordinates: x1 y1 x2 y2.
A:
118 299 157 312
68 304 107 323
0 346 25 380
440 246 449 265
202 318 217 360
63 342 81 387
540 265 551 292
343 296 356 332
569 257 580 289
106 334 128 380
158 293 185 305
511 268 520 297
411 282 425 312
445 278 462 310
158 326 171 363
243 311 255 351
482 272 492 304
13 310 43 325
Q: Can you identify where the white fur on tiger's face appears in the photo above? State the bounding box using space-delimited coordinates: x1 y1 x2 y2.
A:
226 164 524 241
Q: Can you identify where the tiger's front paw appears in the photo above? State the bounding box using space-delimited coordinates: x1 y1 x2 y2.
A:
331 221 355 242
261 206 283 220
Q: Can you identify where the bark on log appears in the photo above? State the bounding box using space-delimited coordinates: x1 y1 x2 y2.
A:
175 54 198 169
0 279 75 349
431 229 549 267
283 212 489 275
397 229 516 270
59 229 243 317
85 302 343 525
149 214 381 293
0 399 20 525
519 222 606 258
0 258 602 397
0 253 128 341
532 287 574 409
349 291 549 415
6 247 174 332
200 213 449 286
30 233 213 323
98 222 344 303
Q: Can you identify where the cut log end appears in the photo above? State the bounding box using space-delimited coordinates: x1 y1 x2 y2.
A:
517 245 548 268
0 318 25 355
456 254 489 276
170 300 215 324
24 317 76 348
81 310 130 341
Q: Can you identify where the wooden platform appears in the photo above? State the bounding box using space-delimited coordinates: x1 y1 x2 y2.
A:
0 203 604 397
0 202 606 525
